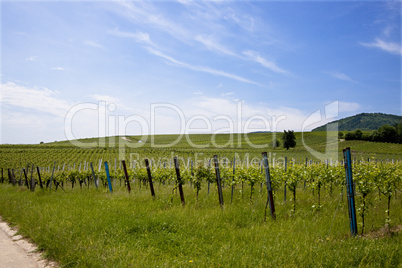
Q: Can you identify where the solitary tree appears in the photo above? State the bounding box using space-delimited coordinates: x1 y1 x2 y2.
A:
272 138 280 148
282 130 296 150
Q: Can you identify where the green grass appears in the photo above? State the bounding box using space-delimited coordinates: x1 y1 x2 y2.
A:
0 182 400 267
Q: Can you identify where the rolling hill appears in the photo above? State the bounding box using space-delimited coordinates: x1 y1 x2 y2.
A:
312 113 402 132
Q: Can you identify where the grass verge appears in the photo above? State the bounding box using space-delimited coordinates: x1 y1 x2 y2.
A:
0 183 400 267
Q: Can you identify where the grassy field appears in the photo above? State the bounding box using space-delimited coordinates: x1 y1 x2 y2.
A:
0 182 400 267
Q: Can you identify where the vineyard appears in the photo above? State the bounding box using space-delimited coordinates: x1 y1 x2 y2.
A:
2 152 401 229
0 133 401 266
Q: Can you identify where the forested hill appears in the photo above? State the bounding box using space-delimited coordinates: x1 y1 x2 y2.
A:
312 113 402 132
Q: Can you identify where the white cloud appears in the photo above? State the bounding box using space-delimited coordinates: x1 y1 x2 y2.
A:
84 40 106 50
147 48 263 86
193 90 203 95
90 94 119 104
116 1 190 43
1 82 70 117
225 11 255 32
25 56 38 61
109 28 157 47
360 38 402 55
242 50 287 74
195 34 237 57
326 71 359 84
51 67 65 71
221 92 234 97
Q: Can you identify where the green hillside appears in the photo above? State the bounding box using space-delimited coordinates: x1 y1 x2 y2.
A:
312 113 402 132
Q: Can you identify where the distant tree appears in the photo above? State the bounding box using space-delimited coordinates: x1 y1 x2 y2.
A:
345 130 363 141
344 132 354 140
371 125 398 143
338 131 344 139
272 139 280 148
282 130 296 150
354 129 363 140
40 141 44 144
396 122 402 143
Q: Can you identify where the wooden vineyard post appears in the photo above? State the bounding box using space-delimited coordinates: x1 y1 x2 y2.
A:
18 169 23 186
30 164 35 192
231 157 236 204
49 162 56 190
343 147 358 236
304 157 307 190
213 155 224 208
23 168 29 189
173 157 185 206
121 160 131 193
284 156 287 202
145 159 155 198
262 152 276 220
8 169 16 185
36 166 43 189
104 162 113 193
90 162 98 189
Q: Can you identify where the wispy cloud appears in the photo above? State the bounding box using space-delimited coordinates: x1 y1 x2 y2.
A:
89 94 134 112
109 28 157 47
90 94 119 103
1 82 70 117
195 34 237 57
84 40 106 50
242 50 287 74
117 1 190 43
51 67 65 71
360 38 402 55
326 71 359 84
147 48 263 86
221 92 234 97
225 11 255 32
193 90 203 95
25 56 38 61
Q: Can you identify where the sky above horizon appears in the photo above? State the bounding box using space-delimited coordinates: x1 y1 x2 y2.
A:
1 0 401 144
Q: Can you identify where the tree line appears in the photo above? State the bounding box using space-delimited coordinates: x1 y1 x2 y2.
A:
339 122 402 143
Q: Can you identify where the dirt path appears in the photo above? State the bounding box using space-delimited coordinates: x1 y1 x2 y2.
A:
0 216 58 268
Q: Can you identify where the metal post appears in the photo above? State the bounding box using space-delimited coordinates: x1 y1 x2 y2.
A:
343 147 357 236
104 162 113 193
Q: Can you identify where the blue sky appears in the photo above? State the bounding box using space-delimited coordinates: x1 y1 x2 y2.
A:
1 0 401 144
